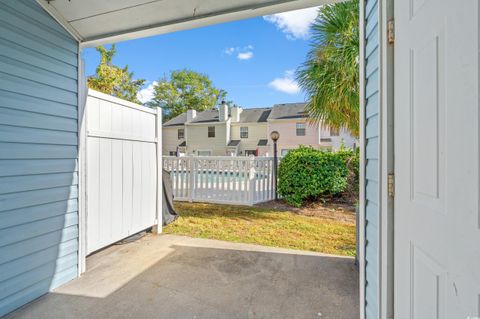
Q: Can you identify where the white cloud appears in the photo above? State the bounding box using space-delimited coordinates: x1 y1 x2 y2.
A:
137 81 157 104
223 45 255 60
237 51 253 60
263 6 319 40
268 70 300 94
224 47 235 55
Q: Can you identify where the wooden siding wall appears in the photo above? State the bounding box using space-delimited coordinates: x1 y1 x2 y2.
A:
230 123 268 155
163 126 185 155
186 122 229 156
0 0 79 316
364 0 380 317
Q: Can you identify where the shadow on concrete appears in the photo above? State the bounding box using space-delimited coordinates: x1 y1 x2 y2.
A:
6 235 359 319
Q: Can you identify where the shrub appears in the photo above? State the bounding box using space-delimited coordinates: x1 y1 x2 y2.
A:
277 146 350 207
336 147 360 196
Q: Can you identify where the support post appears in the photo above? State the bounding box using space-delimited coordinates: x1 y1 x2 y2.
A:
273 141 278 201
189 155 195 202
248 157 256 205
153 107 163 234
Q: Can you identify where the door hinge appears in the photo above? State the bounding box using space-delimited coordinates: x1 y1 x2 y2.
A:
387 19 395 44
388 173 395 197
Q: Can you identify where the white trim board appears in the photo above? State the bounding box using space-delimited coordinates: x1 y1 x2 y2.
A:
77 47 87 275
358 1 366 318
35 0 339 47
379 0 394 317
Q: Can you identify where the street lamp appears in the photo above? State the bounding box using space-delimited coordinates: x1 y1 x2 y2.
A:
270 131 280 200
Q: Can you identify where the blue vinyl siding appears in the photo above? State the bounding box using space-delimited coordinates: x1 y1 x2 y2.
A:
0 0 78 316
364 0 380 318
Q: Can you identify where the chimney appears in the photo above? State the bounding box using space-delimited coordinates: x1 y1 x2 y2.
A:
186 109 197 122
219 101 228 122
231 105 243 123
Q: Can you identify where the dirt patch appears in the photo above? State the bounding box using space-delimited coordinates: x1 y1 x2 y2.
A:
255 199 356 225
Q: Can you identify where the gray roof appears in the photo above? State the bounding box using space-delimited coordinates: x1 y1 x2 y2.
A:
239 108 271 123
163 113 187 127
257 139 268 146
189 109 222 123
227 140 240 147
163 103 305 126
268 103 307 120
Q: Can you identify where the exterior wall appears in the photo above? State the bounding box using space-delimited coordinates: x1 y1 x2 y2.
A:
185 122 229 156
363 0 381 317
0 0 79 316
267 119 320 154
332 128 358 150
163 126 185 155
230 123 268 155
164 117 357 157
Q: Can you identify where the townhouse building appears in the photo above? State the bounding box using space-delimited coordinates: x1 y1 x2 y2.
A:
163 102 357 156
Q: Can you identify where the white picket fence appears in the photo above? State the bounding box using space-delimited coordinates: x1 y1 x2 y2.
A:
162 156 276 205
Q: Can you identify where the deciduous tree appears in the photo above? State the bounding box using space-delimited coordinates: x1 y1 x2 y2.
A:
88 45 145 104
148 69 227 121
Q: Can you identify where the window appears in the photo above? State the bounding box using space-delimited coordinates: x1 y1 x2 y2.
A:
177 128 184 139
330 127 340 136
296 122 306 136
245 150 256 156
240 127 248 139
208 126 215 138
169 151 176 156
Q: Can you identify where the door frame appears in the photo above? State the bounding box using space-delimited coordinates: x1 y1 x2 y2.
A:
359 0 395 318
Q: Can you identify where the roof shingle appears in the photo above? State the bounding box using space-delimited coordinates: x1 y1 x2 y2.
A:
163 103 306 126
268 103 307 120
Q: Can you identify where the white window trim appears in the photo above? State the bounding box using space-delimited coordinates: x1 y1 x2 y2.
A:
207 126 215 138
240 126 248 139
296 122 306 136
178 128 184 139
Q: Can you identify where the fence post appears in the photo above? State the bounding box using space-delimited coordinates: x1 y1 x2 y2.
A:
189 156 195 202
153 107 163 234
248 156 256 205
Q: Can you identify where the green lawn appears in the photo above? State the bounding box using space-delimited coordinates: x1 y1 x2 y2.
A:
163 202 356 256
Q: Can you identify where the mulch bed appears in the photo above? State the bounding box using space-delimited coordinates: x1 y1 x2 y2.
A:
255 196 357 225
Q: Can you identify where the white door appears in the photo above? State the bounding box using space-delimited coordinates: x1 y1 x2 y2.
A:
394 1 480 318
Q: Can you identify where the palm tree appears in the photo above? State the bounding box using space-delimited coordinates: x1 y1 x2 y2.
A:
297 0 360 137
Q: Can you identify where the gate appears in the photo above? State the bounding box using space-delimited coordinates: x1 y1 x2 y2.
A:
85 90 161 254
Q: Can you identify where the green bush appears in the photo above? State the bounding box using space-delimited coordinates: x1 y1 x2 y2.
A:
277 146 356 207
336 147 360 195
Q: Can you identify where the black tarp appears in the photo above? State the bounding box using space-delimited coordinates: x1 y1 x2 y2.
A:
162 169 178 225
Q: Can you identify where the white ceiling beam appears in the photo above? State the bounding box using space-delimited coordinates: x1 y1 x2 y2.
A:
79 0 330 47
37 0 339 47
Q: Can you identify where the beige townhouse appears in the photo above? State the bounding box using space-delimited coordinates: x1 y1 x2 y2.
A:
162 102 357 156
267 103 357 156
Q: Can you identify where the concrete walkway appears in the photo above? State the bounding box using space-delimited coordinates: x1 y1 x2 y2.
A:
6 235 359 319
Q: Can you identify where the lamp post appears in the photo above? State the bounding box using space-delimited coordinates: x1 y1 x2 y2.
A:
270 131 280 200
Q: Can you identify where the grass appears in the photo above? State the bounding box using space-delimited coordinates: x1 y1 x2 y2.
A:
163 202 356 256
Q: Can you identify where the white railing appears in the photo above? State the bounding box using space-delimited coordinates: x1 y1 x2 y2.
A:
162 156 276 205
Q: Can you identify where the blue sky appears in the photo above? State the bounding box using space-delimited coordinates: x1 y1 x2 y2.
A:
82 6 319 109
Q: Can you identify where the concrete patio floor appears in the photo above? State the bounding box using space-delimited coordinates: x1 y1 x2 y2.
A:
6 234 359 319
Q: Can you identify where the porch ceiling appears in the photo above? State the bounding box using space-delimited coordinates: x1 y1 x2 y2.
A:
35 0 336 47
